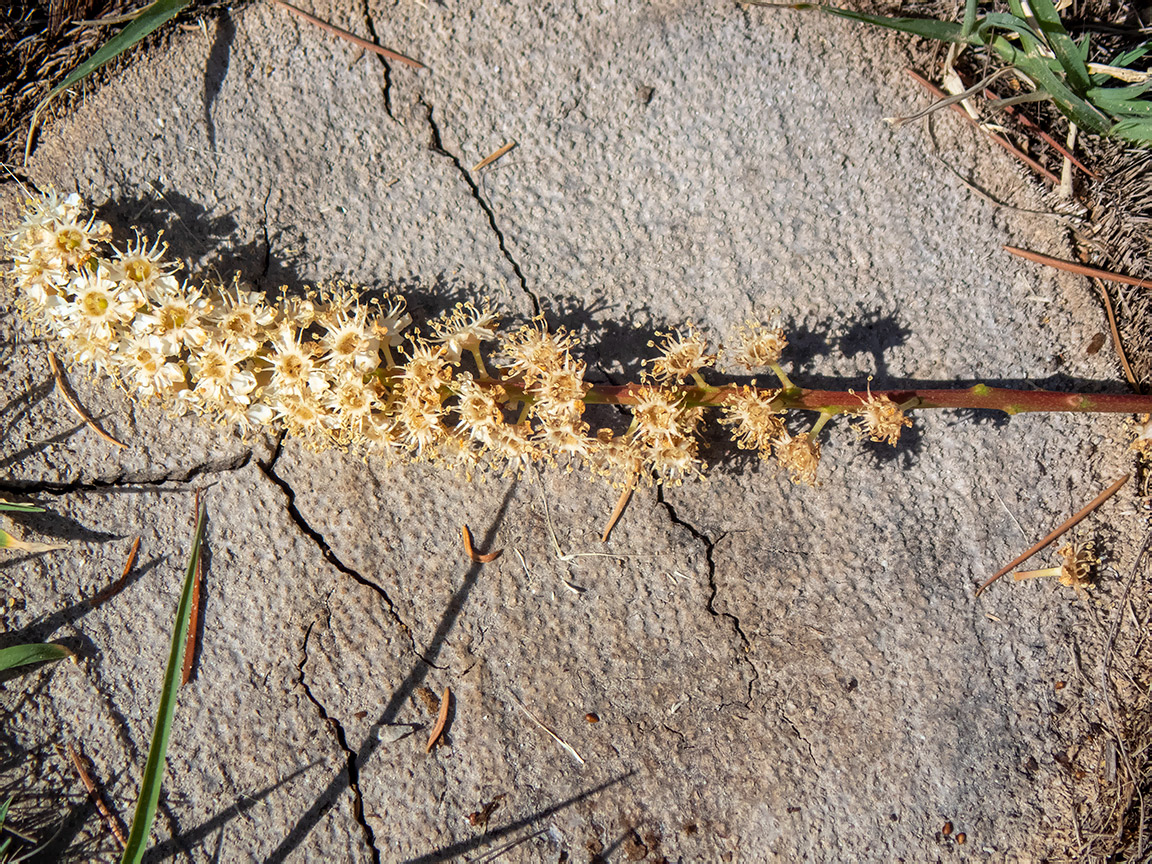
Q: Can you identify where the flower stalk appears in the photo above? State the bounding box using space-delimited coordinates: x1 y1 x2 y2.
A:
8 190 1152 489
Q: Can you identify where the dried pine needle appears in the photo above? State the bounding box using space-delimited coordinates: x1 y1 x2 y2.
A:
48 353 126 448
66 743 128 848
426 686 451 753
471 141 517 172
90 536 140 607
463 524 502 563
601 470 637 542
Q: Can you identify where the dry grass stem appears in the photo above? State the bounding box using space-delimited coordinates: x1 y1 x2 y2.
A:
48 353 126 448
268 0 425 68
887 66 1019 127
905 69 1060 184
66 742 127 848
511 695 585 765
426 686 451 752
976 474 1130 596
471 140 517 172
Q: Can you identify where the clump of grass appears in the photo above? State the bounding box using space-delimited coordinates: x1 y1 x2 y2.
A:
751 0 1152 143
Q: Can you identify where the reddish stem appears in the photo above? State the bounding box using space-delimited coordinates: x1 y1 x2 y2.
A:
583 383 1152 415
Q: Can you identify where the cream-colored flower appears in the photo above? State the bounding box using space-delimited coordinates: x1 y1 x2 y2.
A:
54 268 142 344
729 321 787 371
645 324 716 383
719 385 785 456
370 295 413 350
775 431 821 486
429 300 499 363
107 232 178 293
187 339 258 407
850 386 912 446
134 278 211 355
207 282 276 355
264 323 328 396
317 288 380 372
115 333 187 397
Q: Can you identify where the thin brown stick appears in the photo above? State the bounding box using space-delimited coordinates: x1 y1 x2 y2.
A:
905 69 1060 184
48 353 127 448
90 536 140 608
269 0 424 68
601 471 637 543
982 85 1099 179
975 474 1130 596
1005 245 1152 289
462 524 502 563
66 743 128 848
426 686 451 752
182 491 205 685
472 141 517 172
1090 276 1138 388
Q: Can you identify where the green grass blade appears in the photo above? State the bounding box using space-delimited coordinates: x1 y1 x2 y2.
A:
27 0 190 162
39 0 190 108
1109 117 1152 142
961 0 978 39
1013 54 1113 133
0 643 74 672
1025 0 1091 93
786 4 972 44
0 501 44 513
1111 43 1150 68
119 503 206 864
1089 83 1152 117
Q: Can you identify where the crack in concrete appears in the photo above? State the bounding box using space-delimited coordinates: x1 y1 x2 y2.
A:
778 707 818 767
0 450 255 496
359 0 394 120
420 100 541 316
260 186 274 284
298 615 381 863
259 437 415 648
654 485 760 706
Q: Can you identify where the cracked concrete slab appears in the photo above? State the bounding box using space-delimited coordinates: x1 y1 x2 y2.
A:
1 0 1143 860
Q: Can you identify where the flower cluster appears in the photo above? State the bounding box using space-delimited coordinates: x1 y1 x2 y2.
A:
6 192 914 485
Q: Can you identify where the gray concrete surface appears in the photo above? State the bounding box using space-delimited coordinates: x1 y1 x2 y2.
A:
0 0 1140 860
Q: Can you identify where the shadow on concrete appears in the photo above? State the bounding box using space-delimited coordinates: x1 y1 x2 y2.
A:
142 762 321 861
402 772 635 864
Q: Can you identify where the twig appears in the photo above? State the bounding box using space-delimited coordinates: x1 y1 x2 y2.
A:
905 69 1060 184
472 141 517 172
463 524 502 563
48 354 127 448
66 743 128 848
426 687 451 752
1004 246 1152 289
268 0 425 69
89 536 140 608
510 695 585 765
975 474 1130 596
